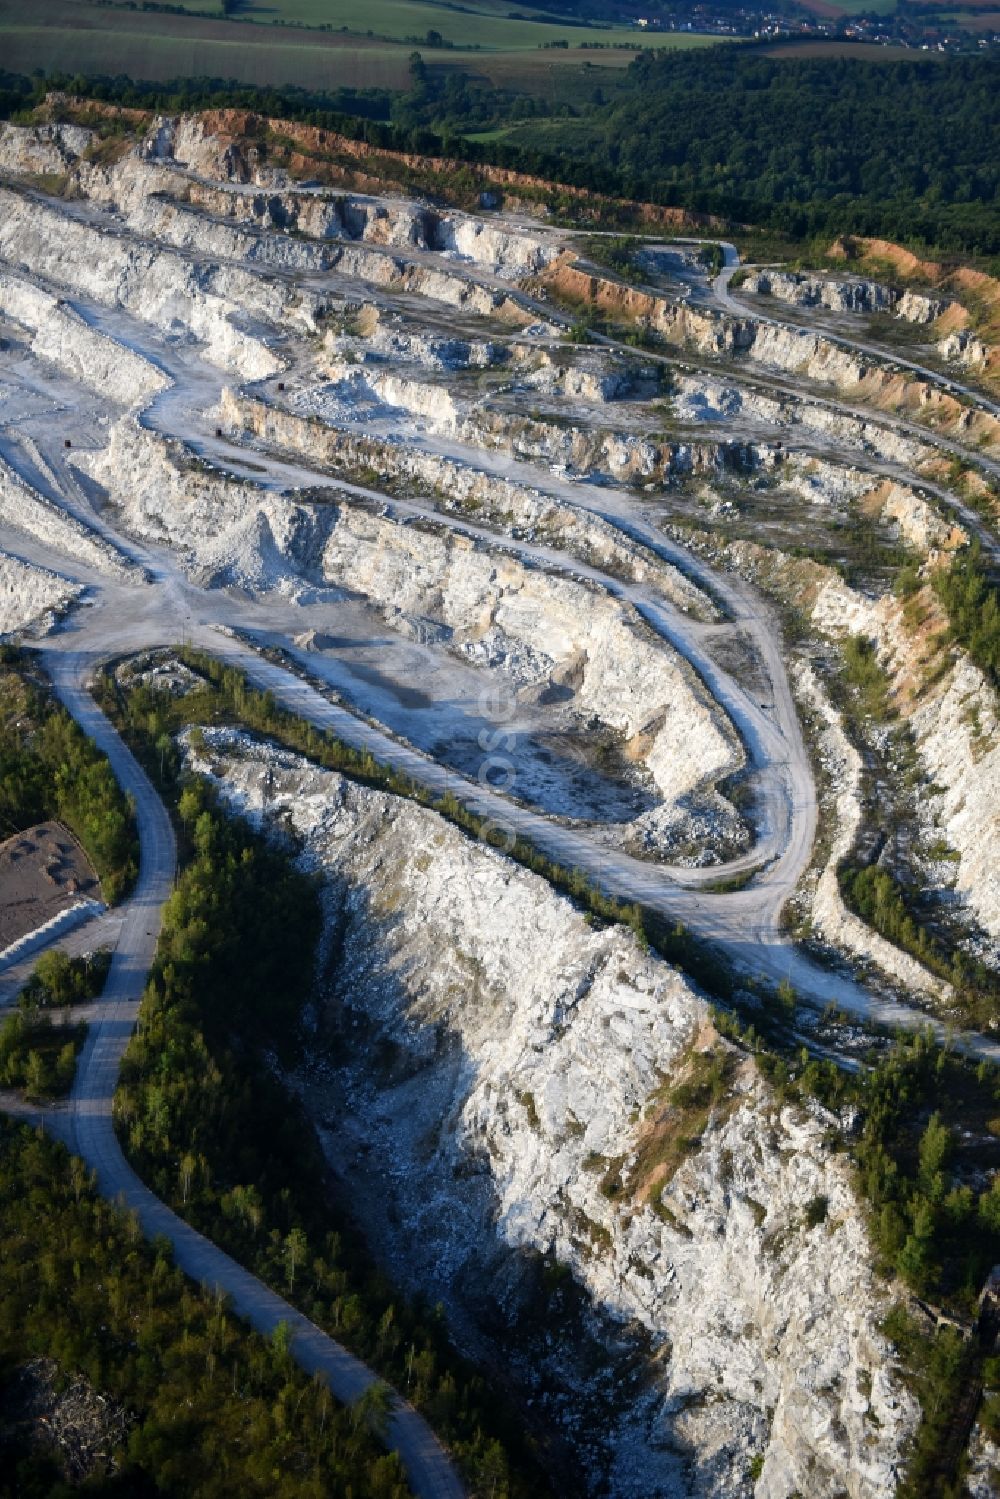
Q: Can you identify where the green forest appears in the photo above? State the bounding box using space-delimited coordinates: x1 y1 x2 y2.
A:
0 1120 410 1496
0 951 109 1100
477 48 1000 253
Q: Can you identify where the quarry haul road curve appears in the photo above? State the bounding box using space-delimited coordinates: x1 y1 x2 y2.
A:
29 607 1000 1066
16 650 467 1499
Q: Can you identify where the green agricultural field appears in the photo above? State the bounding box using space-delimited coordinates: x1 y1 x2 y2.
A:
0 0 723 99
0 1 417 91
137 0 717 51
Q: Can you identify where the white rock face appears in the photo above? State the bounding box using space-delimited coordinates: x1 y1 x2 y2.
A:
0 121 94 175
318 501 740 802
938 327 989 370
0 187 287 378
895 289 948 325
225 390 715 618
747 320 870 391
432 214 557 279
672 371 935 470
808 576 1000 943
0 456 138 581
130 113 559 275
185 729 918 1498
966 1423 1000 1498
0 548 83 636
743 270 946 326
907 654 1000 938
359 320 504 371
720 534 1000 945
0 272 169 406
876 479 963 553
744 270 897 316
301 357 722 487
76 419 329 595
82 416 737 807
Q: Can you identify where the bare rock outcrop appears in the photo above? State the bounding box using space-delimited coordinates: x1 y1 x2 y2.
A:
794 659 950 998
0 456 139 582
0 186 288 378
0 549 83 636
223 389 717 618
184 728 918 1499
0 272 169 406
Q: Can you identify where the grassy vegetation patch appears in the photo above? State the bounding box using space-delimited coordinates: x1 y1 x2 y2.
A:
601 1040 740 1208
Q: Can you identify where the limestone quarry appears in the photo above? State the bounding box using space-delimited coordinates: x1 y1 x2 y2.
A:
2 104 999 1497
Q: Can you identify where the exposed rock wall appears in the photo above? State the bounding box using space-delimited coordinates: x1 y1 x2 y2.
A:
904 653 1000 939
743 269 946 325
745 270 893 315
543 264 1000 453
0 272 169 405
143 114 560 274
0 548 83 636
142 108 710 230
0 456 139 581
794 659 949 998
0 121 93 176
184 727 918 1499
222 389 717 618
0 125 538 323
294 363 772 487
76 419 330 595
700 530 1000 942
0 187 287 378
672 371 936 471
318 504 740 803
938 328 990 371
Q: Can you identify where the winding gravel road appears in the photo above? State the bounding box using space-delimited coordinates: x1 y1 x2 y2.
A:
18 649 467 1499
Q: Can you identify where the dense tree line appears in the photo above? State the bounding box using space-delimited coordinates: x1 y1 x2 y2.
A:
0 651 137 900
549 47 1000 253
0 951 110 1101
0 1119 409 1496
0 1009 84 1099
0 70 394 130
19 948 110 1010
4 42 999 254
